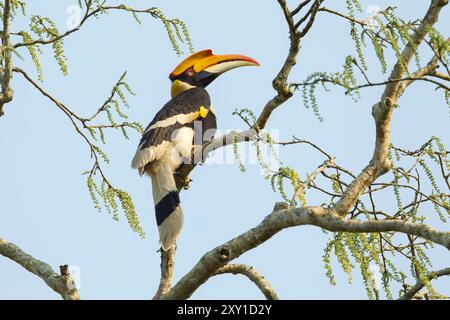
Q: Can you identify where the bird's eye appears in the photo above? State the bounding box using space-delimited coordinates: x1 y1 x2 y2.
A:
186 69 195 77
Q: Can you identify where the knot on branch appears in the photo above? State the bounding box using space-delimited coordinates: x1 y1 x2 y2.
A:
371 102 382 121
379 158 393 175
436 0 449 7
59 264 77 291
372 98 394 123
273 202 289 212
272 79 293 98
384 97 394 108
59 264 70 277
217 247 231 262
2 88 13 100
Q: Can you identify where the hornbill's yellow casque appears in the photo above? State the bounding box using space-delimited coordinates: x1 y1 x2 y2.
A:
131 49 259 250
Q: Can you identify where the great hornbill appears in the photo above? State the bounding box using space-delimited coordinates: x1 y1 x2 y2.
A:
131 49 259 250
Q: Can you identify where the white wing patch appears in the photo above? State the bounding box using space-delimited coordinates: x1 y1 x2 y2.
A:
133 109 203 175
172 127 195 159
131 127 195 175
131 141 170 175
144 111 199 134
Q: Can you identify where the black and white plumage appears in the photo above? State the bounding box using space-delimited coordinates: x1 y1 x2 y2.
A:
131 87 216 250
132 49 258 250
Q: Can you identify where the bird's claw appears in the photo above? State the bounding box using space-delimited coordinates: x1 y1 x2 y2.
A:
183 177 193 190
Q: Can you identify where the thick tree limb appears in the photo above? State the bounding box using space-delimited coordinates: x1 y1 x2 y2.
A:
163 0 450 300
213 264 279 300
396 62 446 98
162 204 450 299
152 246 176 299
333 0 448 217
0 0 14 116
398 267 450 300
0 237 80 300
384 0 448 99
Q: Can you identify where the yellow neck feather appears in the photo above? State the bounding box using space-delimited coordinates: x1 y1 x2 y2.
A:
171 80 195 98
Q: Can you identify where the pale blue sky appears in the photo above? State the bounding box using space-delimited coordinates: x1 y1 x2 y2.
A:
0 0 449 299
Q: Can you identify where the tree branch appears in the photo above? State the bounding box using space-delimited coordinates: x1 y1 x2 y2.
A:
318 7 371 27
13 4 162 49
398 267 450 300
255 0 301 130
152 246 176 299
162 203 450 299
384 0 448 99
175 128 257 190
0 237 80 300
333 0 448 217
291 73 449 95
12 67 134 196
213 264 279 300
0 0 14 116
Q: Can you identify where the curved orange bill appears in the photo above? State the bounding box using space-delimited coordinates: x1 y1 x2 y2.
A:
194 54 260 74
169 50 260 79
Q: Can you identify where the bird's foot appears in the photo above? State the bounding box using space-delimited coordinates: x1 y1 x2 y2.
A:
182 176 193 190
174 171 193 190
